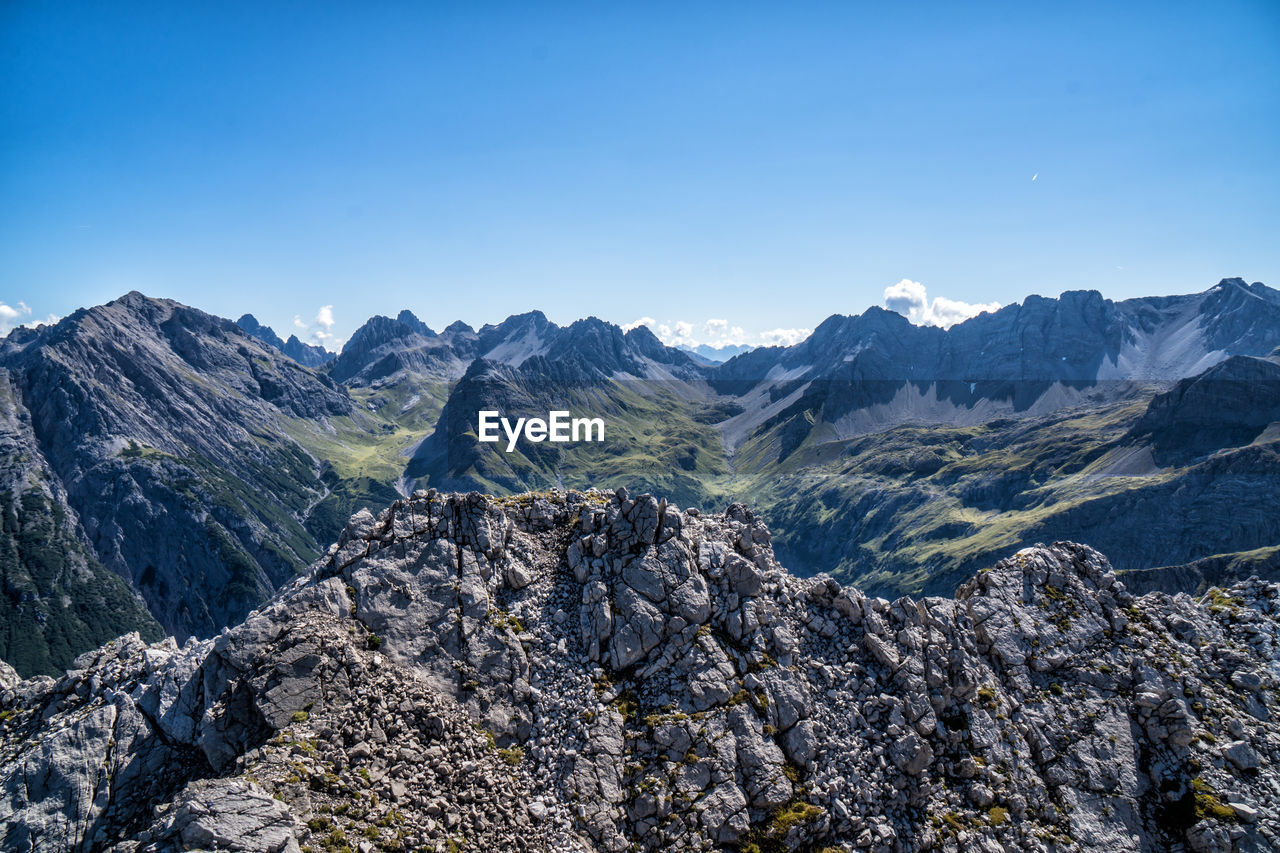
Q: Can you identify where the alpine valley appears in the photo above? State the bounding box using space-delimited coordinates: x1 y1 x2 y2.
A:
2 278 1280 679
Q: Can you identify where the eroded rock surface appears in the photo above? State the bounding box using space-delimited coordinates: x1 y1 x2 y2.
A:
2 489 1278 852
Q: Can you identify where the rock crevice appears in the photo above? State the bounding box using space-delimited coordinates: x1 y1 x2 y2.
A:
2 489 1278 852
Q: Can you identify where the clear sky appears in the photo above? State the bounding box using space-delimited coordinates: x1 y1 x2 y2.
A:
3 1 1278 350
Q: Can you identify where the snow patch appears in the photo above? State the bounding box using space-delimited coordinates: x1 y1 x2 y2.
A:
483 328 548 367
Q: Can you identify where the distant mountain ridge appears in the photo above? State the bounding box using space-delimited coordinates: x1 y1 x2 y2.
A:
712 278 1280 454
235 313 334 367
680 343 756 363
327 309 703 388
721 277 1279 382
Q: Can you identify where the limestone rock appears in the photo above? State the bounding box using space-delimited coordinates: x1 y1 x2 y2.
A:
1 490 1278 853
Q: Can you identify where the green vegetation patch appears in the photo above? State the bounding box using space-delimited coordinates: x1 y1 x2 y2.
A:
0 489 162 677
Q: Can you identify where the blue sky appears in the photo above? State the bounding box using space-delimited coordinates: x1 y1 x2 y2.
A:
3 1 1278 349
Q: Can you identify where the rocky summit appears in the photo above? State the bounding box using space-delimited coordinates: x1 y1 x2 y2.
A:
2 489 1278 852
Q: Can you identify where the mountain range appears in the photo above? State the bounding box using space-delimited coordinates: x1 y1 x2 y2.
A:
2 278 1279 676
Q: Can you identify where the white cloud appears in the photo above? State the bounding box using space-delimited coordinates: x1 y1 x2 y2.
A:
0 302 58 336
285 305 344 351
883 279 999 328
758 327 813 347
623 316 811 351
0 301 31 335
621 316 656 332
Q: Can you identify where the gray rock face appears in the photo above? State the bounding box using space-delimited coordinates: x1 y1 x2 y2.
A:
0 293 358 644
2 489 1279 852
132 778 302 852
0 368 161 677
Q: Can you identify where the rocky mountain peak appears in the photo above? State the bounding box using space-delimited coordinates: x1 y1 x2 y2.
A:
481 309 551 334
396 309 435 337
1202 278 1279 312
328 314 444 384
235 313 285 348
340 313 426 352
0 292 357 647
236 315 333 367
624 323 692 365
2 489 1277 852
110 289 161 311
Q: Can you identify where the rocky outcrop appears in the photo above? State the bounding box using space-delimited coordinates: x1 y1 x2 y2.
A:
1121 549 1280 598
2 490 1277 852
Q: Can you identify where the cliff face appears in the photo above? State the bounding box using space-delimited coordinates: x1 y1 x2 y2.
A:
0 369 161 677
0 293 362 646
2 490 1276 853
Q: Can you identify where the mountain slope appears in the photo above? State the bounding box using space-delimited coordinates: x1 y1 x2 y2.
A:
0 294 388 641
407 358 727 508
751 352 1280 599
0 369 161 677
1 490 1276 851
404 319 721 506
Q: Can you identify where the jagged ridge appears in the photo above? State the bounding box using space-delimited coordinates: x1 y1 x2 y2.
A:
1 490 1277 852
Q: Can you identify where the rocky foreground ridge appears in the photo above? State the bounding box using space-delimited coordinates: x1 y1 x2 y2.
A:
1 490 1278 852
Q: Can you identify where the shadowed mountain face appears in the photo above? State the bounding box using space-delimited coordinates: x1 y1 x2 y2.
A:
0 369 162 677
0 294 384 655
1127 354 1280 465
3 279 1280 675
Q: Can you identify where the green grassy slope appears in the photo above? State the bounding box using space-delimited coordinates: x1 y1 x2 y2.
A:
412 379 735 511
736 393 1280 597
